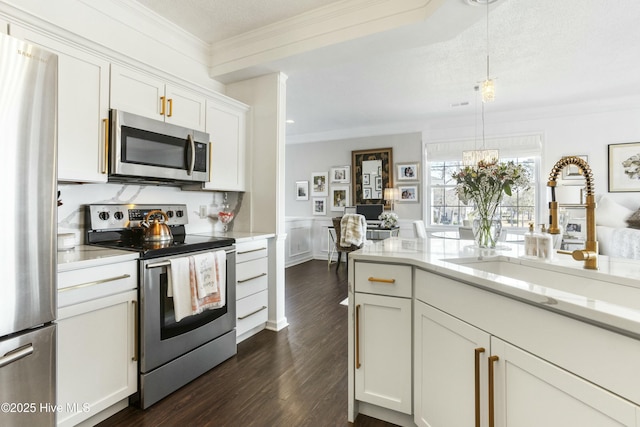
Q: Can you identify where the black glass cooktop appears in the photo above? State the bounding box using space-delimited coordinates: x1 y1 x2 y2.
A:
87 226 234 259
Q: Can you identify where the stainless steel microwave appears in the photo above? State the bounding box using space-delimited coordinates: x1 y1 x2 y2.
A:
109 109 209 185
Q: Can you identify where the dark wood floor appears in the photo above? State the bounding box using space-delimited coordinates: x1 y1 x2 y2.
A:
98 260 397 427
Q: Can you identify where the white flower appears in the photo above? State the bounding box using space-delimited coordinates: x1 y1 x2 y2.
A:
378 211 399 228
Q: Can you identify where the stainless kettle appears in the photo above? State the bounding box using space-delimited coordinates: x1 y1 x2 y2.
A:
140 210 173 242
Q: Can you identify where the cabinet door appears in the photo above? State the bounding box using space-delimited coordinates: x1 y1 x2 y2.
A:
110 64 165 120
355 292 412 414
491 337 640 427
414 301 491 427
203 99 247 191
57 290 137 427
165 84 206 131
10 25 109 183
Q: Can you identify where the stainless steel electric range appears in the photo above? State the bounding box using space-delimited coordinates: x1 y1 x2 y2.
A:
86 204 236 409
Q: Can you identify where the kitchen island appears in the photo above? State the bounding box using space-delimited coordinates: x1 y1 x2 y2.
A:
348 237 640 427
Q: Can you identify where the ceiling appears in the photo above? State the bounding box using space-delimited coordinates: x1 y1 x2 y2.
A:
134 0 640 144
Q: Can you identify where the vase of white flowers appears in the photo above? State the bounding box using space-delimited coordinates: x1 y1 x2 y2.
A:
451 160 530 248
378 211 399 229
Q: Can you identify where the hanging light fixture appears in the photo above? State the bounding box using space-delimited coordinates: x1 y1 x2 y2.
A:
462 87 499 166
481 0 495 103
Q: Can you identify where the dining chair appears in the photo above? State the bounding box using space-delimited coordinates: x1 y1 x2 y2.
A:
458 226 475 240
413 220 427 238
331 216 365 271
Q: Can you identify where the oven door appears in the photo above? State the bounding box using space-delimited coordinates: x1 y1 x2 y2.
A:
110 109 209 183
140 247 236 373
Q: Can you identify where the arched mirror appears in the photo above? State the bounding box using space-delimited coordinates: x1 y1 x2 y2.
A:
352 147 393 206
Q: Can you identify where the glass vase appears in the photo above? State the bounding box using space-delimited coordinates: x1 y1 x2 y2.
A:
472 214 502 248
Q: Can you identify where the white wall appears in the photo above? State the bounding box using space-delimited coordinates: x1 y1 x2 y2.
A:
425 98 640 211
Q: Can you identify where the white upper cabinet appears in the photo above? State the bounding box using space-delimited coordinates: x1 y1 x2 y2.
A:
202 98 248 191
110 64 205 131
10 25 110 183
1 19 7 34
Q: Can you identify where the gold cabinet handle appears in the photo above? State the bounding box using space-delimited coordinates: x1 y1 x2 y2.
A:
488 355 499 427
355 304 361 369
167 98 173 117
132 300 138 362
102 118 109 174
475 347 485 427
367 277 396 284
160 96 166 116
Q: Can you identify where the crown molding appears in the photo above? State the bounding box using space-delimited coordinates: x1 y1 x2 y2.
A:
209 0 445 79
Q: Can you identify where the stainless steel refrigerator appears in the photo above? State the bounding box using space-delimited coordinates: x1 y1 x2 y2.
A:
0 33 58 426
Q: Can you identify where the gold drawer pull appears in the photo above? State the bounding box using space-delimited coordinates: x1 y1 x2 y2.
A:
160 96 166 116
367 277 396 284
238 306 267 320
238 273 267 283
59 274 131 292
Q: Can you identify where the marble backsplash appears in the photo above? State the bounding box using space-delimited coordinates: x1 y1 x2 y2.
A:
57 182 241 246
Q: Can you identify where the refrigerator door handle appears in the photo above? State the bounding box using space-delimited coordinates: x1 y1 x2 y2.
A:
0 344 34 369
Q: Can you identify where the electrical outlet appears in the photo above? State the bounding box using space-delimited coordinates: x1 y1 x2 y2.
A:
199 205 207 218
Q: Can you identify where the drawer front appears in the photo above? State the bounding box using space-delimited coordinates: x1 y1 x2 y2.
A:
58 261 138 308
236 239 268 263
236 290 268 336
354 262 412 298
237 257 268 300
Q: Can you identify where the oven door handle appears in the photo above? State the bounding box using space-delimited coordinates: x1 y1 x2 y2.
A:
145 249 236 269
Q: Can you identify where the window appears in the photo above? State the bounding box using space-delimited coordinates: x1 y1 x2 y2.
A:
424 134 543 229
428 156 538 228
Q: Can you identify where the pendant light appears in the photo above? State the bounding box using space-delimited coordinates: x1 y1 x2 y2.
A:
481 0 495 103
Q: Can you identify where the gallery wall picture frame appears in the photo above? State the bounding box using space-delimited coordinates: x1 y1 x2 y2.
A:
375 176 382 191
565 218 586 239
609 142 640 192
295 181 309 200
312 197 326 216
352 147 393 207
396 162 420 181
330 185 350 211
311 172 329 196
330 166 350 183
561 155 588 181
397 184 419 202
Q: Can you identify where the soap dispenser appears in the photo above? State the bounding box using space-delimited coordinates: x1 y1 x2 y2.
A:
524 223 537 257
537 224 553 260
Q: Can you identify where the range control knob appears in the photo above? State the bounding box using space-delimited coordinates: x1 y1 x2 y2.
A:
98 211 110 221
166 210 174 218
176 210 184 218
114 211 124 220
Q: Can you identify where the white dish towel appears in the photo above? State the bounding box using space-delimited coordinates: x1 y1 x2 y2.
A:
168 256 194 322
192 252 217 299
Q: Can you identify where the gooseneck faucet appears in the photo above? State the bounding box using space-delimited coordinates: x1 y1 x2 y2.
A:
547 156 598 270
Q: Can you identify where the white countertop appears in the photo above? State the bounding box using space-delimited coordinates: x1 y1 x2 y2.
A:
351 237 640 338
57 245 139 272
192 230 275 243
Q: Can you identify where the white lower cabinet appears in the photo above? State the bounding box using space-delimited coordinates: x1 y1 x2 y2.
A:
353 262 413 415
235 239 269 342
415 301 640 427
414 302 490 427
355 292 412 414
57 261 138 427
492 337 640 427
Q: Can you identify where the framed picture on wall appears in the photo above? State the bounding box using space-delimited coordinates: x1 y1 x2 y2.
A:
311 172 328 196
397 184 419 202
609 142 640 192
396 162 419 181
330 185 350 211
561 155 588 181
295 181 309 200
312 198 326 215
330 166 350 183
